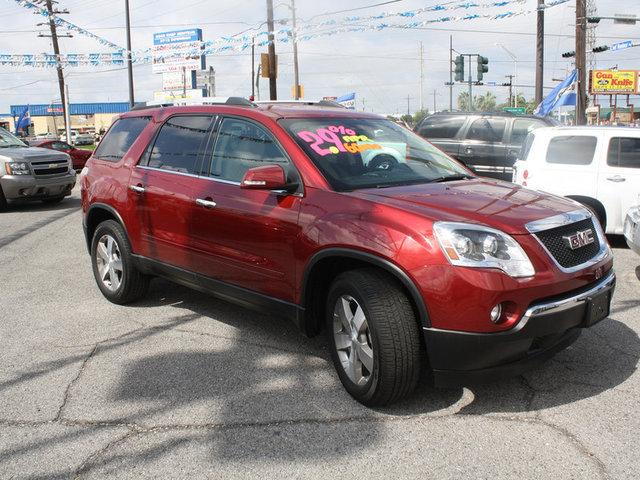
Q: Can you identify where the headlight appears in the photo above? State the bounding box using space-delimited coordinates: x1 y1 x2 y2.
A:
433 222 535 278
5 161 30 175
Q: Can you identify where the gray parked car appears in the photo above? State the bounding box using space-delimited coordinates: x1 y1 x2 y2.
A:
0 127 76 210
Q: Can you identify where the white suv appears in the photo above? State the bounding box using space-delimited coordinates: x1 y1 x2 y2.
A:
513 126 640 234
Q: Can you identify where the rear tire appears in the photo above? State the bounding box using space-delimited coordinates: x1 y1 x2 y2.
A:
326 268 423 406
91 220 150 304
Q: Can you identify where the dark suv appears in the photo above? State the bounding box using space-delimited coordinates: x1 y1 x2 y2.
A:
81 100 614 406
415 112 556 180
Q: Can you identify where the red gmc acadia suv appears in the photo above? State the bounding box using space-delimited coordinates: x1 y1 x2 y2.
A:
81 99 615 406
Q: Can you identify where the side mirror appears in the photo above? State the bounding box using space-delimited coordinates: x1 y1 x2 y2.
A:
241 164 290 190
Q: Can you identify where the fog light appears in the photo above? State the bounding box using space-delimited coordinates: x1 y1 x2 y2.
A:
490 303 503 323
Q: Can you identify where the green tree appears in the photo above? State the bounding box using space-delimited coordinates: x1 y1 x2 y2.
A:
413 109 429 125
457 91 496 112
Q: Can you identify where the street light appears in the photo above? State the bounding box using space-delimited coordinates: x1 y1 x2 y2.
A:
496 43 518 107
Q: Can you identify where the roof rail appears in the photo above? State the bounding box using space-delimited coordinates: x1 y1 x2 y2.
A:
139 97 257 108
255 100 347 109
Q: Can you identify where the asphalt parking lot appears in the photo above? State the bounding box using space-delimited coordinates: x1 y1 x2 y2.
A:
0 188 638 479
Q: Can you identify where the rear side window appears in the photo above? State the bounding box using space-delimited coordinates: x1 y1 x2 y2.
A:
146 116 213 174
466 118 506 142
510 118 547 145
607 137 640 169
94 116 150 162
519 133 536 160
546 136 597 165
417 116 465 139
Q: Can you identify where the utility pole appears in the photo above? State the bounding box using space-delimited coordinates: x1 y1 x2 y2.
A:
291 0 300 99
42 0 71 143
124 0 135 108
251 37 256 99
576 0 587 125
419 42 424 111
505 74 515 107
266 0 277 100
406 95 411 116
535 0 544 104
449 35 453 111
432 89 437 112
468 55 473 112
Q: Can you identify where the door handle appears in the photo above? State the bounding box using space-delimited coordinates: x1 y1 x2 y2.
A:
465 147 473 154
129 184 145 193
606 175 626 183
196 198 217 209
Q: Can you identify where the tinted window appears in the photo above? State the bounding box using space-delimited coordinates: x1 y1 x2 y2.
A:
511 118 547 145
209 118 289 182
146 116 212 174
94 116 150 162
546 136 597 165
417 116 465 139
466 118 506 142
607 137 640 169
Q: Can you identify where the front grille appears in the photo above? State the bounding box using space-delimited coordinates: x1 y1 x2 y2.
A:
534 218 601 269
33 166 69 176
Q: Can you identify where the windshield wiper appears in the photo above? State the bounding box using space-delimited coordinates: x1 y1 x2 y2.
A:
429 174 473 183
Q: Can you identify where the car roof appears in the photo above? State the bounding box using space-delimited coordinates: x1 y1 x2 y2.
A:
121 102 382 121
531 125 640 137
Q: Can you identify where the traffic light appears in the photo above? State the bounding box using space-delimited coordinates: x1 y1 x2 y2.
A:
454 55 465 82
562 51 576 58
477 56 489 82
592 45 610 53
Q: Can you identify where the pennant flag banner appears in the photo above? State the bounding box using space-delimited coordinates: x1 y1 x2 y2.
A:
2 0 571 68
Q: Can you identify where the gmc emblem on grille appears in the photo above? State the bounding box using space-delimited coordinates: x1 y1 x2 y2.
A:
563 229 595 250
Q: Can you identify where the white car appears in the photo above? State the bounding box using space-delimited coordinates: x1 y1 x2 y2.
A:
624 205 640 255
513 126 640 235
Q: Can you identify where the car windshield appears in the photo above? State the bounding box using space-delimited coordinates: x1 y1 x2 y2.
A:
0 127 27 148
280 117 471 191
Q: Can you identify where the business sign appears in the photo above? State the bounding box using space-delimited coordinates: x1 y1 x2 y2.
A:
162 70 196 91
336 92 356 109
153 89 205 102
611 40 634 52
152 28 205 74
590 70 638 95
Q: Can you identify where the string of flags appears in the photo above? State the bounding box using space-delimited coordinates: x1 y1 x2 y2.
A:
2 0 571 68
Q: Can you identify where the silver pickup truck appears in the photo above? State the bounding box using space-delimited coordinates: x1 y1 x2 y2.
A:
0 127 76 211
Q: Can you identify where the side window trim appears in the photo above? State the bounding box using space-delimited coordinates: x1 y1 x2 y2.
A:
136 114 216 174
205 114 303 192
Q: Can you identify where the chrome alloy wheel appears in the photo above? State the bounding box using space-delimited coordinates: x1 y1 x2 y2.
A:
96 234 123 292
333 295 374 386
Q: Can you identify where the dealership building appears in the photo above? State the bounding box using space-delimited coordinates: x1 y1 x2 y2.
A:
0 102 129 136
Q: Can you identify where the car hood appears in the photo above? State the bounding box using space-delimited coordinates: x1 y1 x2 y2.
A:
0 146 70 162
349 178 581 235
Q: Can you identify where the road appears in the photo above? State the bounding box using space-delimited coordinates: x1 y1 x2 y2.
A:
0 188 638 479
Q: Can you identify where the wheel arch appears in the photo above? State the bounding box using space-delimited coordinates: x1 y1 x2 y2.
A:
300 248 430 337
84 203 129 253
565 195 607 230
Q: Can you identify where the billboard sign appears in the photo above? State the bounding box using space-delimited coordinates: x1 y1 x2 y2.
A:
152 28 205 74
590 70 638 95
162 70 196 91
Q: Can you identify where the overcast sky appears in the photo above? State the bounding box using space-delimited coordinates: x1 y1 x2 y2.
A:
1 0 639 114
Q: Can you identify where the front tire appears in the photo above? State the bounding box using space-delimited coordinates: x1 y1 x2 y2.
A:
91 220 150 304
0 186 7 212
326 268 423 406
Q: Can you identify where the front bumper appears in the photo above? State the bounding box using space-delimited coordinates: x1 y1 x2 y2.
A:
0 172 76 200
424 270 616 387
624 207 640 256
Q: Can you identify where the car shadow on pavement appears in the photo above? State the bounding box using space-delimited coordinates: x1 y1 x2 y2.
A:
91 277 639 469
2 196 80 213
